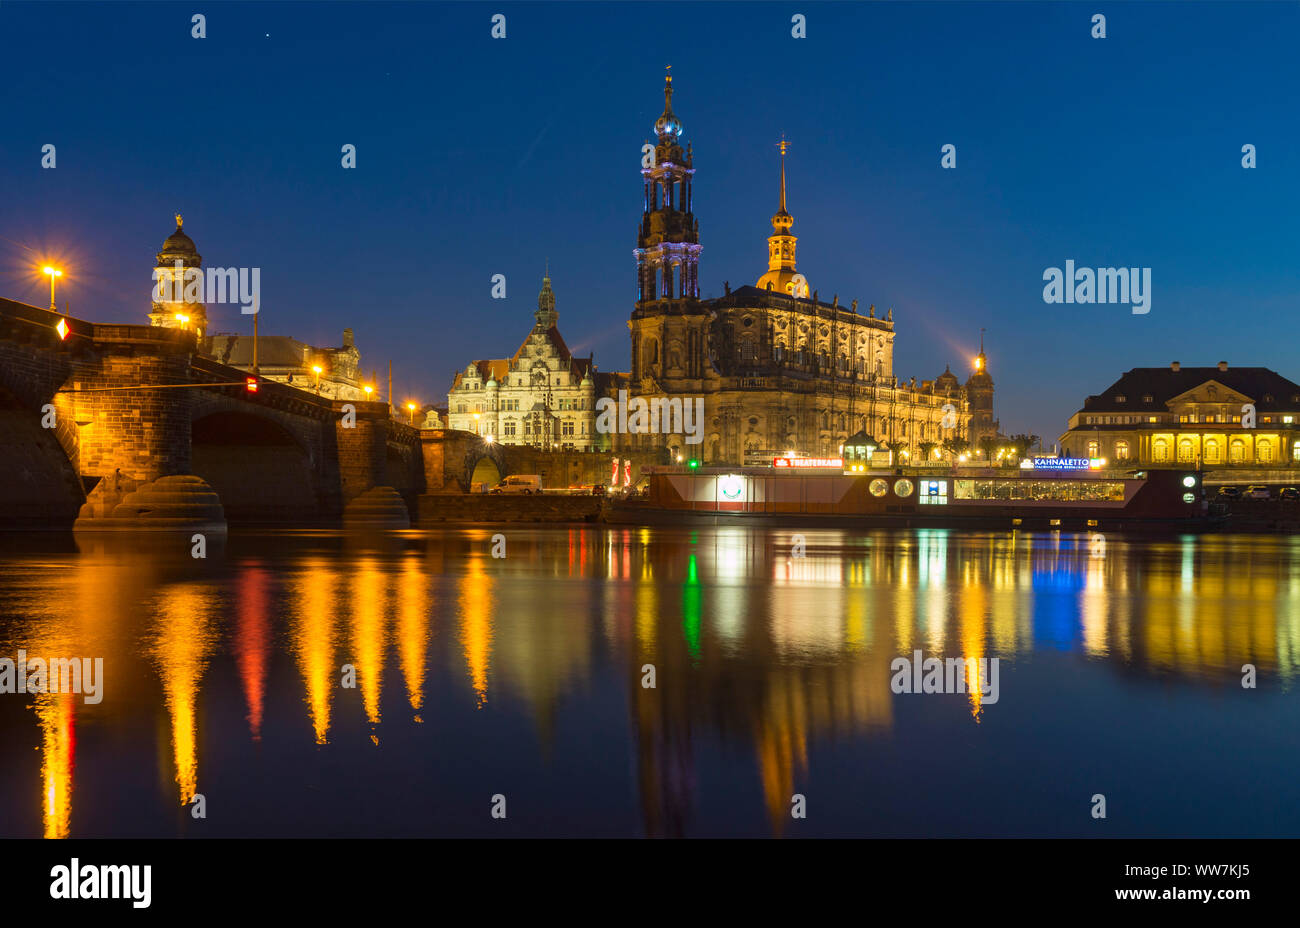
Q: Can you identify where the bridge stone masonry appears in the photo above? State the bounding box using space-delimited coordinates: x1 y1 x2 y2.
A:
0 298 424 533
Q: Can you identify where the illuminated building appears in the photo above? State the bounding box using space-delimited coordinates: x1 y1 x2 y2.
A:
446 273 621 450
1059 361 1300 465
147 214 207 338
626 72 974 464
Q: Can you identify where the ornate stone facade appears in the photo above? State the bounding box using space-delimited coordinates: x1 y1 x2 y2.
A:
626 73 976 465
447 275 618 451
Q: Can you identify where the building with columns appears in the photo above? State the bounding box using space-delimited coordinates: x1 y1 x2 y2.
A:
148 214 208 338
1059 362 1300 466
447 274 619 450
625 72 976 465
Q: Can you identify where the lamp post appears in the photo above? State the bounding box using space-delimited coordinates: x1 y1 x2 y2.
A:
406 402 417 425
42 266 62 311
312 365 323 395
473 411 481 435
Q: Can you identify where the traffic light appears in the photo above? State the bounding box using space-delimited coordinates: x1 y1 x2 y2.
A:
245 376 259 393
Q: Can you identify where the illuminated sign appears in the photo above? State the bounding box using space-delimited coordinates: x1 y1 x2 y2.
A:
773 457 844 468
1031 457 1090 470
719 475 744 499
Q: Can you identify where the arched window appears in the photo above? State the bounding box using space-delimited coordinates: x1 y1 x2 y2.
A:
1115 440 1130 461
1230 439 1245 463
643 338 659 373
738 335 757 363
1204 439 1220 464
1178 438 1194 463
1258 439 1273 463
1087 440 1100 458
1153 438 1170 462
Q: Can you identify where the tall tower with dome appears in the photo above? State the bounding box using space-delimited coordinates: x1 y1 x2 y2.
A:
148 214 207 338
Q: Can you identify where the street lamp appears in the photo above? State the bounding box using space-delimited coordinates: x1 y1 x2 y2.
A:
406 401 417 425
312 364 323 395
363 384 374 400
473 411 481 435
42 266 62 311
174 313 189 328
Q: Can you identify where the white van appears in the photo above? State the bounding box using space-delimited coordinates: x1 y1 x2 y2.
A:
491 474 542 495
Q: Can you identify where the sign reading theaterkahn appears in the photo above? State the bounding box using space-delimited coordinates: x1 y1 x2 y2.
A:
773 457 843 468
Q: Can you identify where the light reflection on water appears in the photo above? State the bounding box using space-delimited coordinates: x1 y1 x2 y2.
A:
1 527 1298 838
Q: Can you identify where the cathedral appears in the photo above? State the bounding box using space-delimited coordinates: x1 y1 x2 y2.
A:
626 72 991 465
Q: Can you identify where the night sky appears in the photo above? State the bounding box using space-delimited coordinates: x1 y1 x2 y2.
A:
3 2 1297 439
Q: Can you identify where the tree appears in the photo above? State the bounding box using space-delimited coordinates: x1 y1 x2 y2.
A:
918 441 938 463
1006 433 1041 460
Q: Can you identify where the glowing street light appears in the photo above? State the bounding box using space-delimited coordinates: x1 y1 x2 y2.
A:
42 266 63 311
363 384 374 399
406 401 417 424
174 312 190 327
312 364 323 395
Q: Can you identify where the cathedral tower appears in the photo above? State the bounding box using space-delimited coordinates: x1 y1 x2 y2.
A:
634 67 700 305
148 214 207 338
630 69 712 393
755 140 810 298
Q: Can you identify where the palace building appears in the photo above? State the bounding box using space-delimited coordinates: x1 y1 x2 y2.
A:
1059 362 1300 466
446 274 622 450
625 72 980 465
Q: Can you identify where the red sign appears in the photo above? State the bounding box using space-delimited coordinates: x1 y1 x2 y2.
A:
773 457 843 468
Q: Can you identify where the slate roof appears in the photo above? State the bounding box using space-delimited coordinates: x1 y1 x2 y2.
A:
1080 367 1300 413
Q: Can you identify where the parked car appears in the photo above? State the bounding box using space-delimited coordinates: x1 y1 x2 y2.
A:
1245 485 1272 500
491 474 542 495
1280 487 1300 501
1217 486 1241 499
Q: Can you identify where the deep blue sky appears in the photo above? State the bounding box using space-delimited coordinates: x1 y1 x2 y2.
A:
3 2 1297 438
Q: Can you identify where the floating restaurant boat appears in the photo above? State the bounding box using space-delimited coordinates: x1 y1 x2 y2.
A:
607 458 1214 532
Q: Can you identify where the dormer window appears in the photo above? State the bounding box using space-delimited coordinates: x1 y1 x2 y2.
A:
1142 395 1153 403
1115 395 1126 404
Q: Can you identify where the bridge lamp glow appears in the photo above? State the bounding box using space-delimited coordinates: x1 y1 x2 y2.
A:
42 266 63 311
406 402 417 424
363 384 374 398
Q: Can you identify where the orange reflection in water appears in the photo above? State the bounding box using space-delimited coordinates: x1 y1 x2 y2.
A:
290 558 338 744
458 556 495 707
149 585 218 805
397 555 432 720
37 692 76 839
351 557 389 731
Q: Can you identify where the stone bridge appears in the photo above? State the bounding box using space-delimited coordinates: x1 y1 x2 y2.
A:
0 297 423 531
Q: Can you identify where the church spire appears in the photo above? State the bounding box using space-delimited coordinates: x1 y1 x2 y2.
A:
535 271 558 329
756 137 806 297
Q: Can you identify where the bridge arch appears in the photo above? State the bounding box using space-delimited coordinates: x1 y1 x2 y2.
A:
0 381 83 528
463 442 508 490
191 409 322 524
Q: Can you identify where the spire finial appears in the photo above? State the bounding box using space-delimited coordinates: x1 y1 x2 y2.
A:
979 327 985 354
777 134 789 213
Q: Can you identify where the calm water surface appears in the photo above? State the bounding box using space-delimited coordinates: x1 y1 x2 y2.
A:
1 527 1298 838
